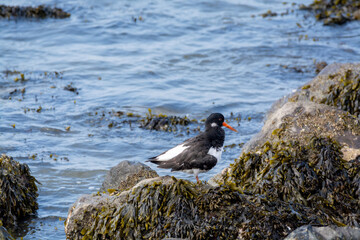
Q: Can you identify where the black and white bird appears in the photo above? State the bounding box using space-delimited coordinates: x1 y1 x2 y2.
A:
148 113 237 183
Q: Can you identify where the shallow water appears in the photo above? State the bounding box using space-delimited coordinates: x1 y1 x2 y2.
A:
0 0 360 238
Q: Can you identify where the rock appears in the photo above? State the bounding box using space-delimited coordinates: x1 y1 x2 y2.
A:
0 154 39 230
284 225 360 240
315 61 327 74
242 63 360 160
241 101 360 161
301 0 360 25
0 5 70 19
100 160 159 193
66 176 333 240
209 63 360 226
289 63 360 117
0 226 14 240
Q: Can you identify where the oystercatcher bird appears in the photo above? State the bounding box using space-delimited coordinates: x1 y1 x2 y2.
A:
148 113 237 183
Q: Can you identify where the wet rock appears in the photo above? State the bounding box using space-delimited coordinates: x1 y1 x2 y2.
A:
300 0 360 25
0 154 39 230
0 5 70 19
284 225 360 240
66 176 332 240
100 160 159 192
0 226 14 240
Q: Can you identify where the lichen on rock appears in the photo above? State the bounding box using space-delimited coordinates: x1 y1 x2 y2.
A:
0 154 39 230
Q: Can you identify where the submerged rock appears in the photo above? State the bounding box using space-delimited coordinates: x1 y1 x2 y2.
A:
66 176 332 240
0 154 39 230
284 225 360 240
100 161 159 193
0 5 70 19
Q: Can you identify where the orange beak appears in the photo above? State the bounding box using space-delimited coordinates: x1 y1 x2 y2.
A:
222 122 238 132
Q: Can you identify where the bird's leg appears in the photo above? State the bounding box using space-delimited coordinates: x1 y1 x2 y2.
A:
196 175 200 184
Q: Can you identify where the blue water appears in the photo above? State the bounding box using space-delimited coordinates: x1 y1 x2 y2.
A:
1 0 360 238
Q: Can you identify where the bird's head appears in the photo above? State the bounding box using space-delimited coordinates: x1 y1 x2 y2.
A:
205 113 237 132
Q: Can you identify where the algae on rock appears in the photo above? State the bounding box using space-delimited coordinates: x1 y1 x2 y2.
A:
66 176 332 240
227 137 360 228
0 154 39 230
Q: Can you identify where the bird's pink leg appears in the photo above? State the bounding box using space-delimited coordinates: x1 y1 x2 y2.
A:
196 175 200 184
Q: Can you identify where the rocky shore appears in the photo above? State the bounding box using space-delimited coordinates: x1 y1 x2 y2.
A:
65 63 360 239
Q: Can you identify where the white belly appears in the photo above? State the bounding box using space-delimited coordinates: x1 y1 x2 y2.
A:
207 146 223 161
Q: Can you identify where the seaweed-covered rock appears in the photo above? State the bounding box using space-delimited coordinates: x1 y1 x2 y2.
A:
0 154 39 229
66 176 332 240
300 0 360 25
241 63 360 160
100 161 159 192
290 63 360 117
226 137 360 227
0 5 70 19
284 225 360 240
241 101 360 161
0 226 14 240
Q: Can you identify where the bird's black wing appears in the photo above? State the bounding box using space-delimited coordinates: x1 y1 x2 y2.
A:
149 133 217 171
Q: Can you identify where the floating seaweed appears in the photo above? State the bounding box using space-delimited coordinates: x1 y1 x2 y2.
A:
0 155 39 231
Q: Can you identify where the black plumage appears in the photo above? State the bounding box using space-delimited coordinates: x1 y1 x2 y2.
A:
148 113 237 183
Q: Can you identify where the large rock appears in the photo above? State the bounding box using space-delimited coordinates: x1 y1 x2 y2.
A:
65 176 334 240
242 63 360 160
284 225 360 240
242 101 360 161
211 63 360 187
0 154 38 230
100 160 158 192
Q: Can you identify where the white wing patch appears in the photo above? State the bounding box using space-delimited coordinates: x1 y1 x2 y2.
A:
155 144 189 161
208 147 223 161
